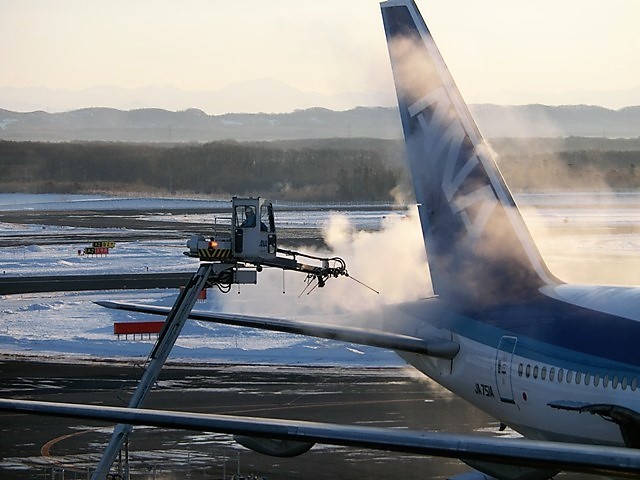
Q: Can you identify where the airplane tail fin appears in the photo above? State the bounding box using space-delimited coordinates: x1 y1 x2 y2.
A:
381 0 559 307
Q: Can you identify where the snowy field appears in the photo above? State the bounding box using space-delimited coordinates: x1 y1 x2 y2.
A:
1 192 640 365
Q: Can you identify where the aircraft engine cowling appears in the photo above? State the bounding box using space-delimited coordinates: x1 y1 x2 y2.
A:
233 435 314 457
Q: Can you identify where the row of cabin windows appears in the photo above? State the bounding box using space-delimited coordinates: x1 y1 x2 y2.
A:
517 363 638 391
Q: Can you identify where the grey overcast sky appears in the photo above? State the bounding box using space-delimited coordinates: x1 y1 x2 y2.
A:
1 0 639 112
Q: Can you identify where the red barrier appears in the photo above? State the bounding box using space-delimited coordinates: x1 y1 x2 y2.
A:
180 286 207 300
114 321 164 339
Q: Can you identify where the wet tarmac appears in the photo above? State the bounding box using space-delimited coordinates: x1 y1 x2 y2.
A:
0 358 496 480
0 358 609 480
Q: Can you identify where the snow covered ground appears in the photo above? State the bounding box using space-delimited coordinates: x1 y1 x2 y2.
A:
0 194 407 365
0 234 400 365
1 192 640 365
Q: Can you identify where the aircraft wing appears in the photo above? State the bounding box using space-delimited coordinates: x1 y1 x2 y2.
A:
96 301 459 359
1 398 640 477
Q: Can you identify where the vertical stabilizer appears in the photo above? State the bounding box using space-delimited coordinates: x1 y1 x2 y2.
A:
381 0 558 307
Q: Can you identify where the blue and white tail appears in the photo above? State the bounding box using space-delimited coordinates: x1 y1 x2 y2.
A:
381 0 559 307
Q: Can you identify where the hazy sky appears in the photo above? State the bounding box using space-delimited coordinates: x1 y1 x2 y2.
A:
1 0 639 111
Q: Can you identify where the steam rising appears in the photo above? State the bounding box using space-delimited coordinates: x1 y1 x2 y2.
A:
217 207 431 319
492 139 640 286
322 206 432 306
387 34 440 104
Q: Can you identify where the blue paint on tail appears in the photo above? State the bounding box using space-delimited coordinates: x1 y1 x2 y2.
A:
381 0 559 307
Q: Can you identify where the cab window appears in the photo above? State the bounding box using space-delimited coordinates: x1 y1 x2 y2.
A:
236 206 256 228
260 204 275 232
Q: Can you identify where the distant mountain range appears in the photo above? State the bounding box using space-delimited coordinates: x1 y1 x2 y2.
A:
0 80 394 116
1 104 639 142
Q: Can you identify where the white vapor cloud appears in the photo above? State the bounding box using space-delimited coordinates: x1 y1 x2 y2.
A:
216 207 432 320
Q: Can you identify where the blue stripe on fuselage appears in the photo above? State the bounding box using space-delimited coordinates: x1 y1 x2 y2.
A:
415 295 640 373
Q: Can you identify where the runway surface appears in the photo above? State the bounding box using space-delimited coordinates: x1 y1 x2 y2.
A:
0 358 611 480
0 357 496 480
0 272 194 295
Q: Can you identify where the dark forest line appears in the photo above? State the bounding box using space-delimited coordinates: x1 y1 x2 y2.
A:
0 139 403 201
0 138 639 201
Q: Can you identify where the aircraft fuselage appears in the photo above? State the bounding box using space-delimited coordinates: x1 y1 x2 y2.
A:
391 284 640 447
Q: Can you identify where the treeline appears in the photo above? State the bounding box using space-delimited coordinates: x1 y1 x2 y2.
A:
488 137 640 191
0 140 404 201
498 149 640 191
1 138 639 200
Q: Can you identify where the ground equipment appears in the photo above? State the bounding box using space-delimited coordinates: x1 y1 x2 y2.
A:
94 197 355 479
184 197 349 292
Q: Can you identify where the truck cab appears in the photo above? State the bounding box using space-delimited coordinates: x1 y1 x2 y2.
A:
232 197 277 260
